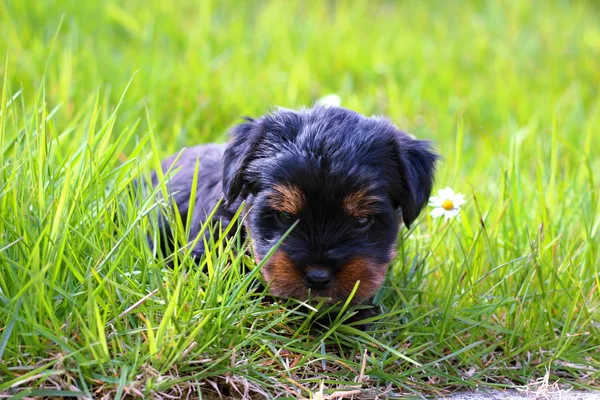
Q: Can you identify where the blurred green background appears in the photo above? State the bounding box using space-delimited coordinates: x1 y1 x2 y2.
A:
3 0 599 163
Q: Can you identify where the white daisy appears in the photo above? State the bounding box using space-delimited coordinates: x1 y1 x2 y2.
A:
315 94 342 108
429 187 466 221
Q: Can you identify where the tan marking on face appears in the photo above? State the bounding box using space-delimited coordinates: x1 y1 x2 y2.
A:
267 184 305 215
261 251 306 298
343 189 382 219
337 257 389 303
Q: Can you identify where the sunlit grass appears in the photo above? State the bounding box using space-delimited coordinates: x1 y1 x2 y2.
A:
1 0 599 397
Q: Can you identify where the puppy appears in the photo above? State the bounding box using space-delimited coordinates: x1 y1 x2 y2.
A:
151 106 437 308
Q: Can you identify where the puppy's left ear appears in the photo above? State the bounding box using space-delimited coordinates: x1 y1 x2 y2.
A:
222 118 264 205
395 134 438 228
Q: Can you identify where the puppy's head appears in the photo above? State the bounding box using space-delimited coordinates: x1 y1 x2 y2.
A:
223 107 437 303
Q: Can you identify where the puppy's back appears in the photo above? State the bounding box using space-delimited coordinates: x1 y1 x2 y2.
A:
150 143 239 260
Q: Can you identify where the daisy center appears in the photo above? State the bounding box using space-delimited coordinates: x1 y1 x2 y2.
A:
442 199 454 210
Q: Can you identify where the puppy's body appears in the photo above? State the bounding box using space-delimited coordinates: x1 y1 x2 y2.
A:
151 144 240 259
152 106 437 306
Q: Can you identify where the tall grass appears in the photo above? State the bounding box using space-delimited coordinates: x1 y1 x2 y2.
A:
1 0 599 397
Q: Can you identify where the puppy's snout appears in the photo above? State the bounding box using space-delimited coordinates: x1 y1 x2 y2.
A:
305 267 332 290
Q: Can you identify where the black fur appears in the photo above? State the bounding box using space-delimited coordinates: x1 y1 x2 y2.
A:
149 144 241 260
151 106 437 304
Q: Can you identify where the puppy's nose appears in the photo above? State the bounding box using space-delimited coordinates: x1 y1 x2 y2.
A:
305 268 332 290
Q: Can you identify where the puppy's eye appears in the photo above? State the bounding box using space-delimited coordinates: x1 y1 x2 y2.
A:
275 211 294 225
353 216 374 230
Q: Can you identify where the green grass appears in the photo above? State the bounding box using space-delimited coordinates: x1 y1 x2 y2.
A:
1 0 599 398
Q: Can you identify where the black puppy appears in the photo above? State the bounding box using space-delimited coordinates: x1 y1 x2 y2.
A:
151 106 437 307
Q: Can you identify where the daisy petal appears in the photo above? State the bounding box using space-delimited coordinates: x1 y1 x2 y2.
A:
438 187 456 199
428 196 443 207
430 208 446 218
452 194 467 207
444 209 460 220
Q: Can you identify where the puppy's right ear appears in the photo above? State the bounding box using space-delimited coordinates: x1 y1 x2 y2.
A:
222 118 264 205
394 134 438 228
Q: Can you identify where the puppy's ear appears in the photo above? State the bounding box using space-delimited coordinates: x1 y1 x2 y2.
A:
395 135 438 228
222 118 264 205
